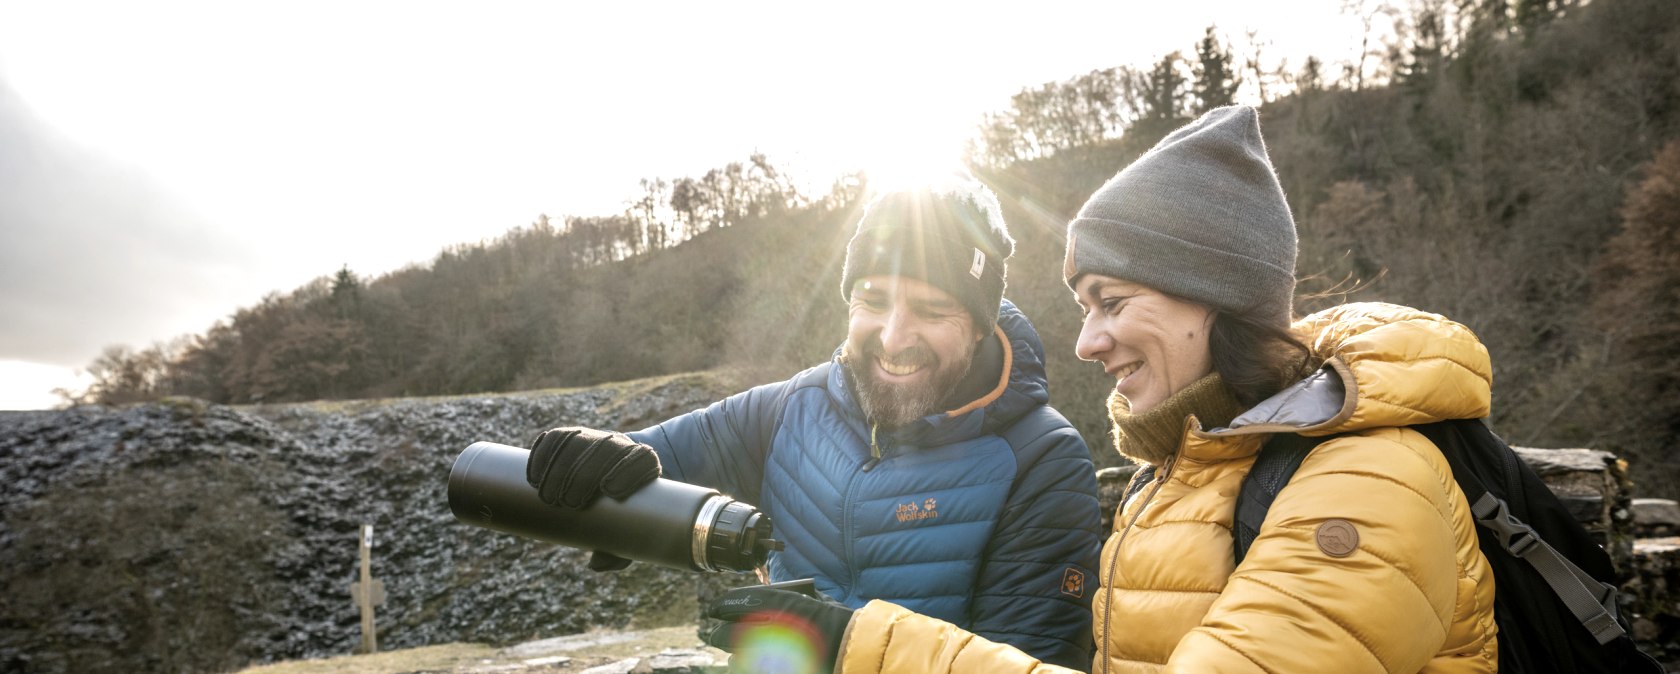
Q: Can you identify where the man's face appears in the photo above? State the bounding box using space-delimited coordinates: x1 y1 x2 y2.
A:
841 275 983 428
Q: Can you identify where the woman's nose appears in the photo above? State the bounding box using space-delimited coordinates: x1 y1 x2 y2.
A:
1075 315 1109 362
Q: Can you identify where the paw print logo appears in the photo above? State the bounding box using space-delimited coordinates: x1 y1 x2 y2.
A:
923 497 937 511
1061 568 1086 598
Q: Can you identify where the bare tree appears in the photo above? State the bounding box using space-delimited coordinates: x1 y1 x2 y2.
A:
1342 0 1401 90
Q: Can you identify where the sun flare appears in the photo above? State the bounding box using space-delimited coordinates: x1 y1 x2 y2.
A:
849 125 975 197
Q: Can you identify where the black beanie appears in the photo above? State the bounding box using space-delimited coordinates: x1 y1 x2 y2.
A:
840 182 1015 329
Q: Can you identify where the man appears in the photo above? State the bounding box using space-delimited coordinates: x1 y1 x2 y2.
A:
525 180 1102 668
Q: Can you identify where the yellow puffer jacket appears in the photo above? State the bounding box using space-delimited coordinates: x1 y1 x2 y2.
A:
834 302 1499 674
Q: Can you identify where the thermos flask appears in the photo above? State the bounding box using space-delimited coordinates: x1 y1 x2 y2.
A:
448 441 781 573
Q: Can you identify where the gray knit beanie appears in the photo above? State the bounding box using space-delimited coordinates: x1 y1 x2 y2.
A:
841 181 1015 329
1062 105 1298 327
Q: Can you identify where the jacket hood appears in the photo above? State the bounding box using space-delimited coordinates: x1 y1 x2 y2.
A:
828 298 1052 446
1208 302 1493 437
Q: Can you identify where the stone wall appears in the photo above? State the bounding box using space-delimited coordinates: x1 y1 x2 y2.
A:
1633 498 1680 664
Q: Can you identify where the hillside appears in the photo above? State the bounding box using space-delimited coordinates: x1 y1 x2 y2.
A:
64 0 1680 501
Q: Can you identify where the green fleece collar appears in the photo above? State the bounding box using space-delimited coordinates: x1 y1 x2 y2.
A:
1112 372 1245 466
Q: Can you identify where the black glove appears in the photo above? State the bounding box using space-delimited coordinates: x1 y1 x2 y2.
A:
525 427 660 573
701 585 854 673
586 550 633 572
525 426 661 508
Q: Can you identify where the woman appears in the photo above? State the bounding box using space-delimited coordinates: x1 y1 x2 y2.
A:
705 105 1499 673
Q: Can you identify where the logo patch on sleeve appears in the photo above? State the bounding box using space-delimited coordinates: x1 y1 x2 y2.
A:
1060 567 1086 598
1316 519 1360 558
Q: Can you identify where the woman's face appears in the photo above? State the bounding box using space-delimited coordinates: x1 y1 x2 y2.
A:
1072 274 1216 415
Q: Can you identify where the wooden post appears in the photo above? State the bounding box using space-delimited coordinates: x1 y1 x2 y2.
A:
349 524 385 654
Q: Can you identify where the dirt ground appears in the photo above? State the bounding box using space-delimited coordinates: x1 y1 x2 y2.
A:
234 625 730 673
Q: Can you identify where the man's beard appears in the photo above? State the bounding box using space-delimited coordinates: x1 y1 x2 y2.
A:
841 338 975 429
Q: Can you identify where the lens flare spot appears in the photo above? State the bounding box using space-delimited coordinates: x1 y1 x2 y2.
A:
729 613 826 674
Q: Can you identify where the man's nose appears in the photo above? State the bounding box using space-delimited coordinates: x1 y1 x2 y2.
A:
878 307 917 354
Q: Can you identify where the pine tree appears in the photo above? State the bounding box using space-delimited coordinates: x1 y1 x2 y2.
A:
1399 3 1449 87
1142 52 1188 122
1192 26 1242 113
329 265 362 319
1299 55 1326 93
1514 0 1560 34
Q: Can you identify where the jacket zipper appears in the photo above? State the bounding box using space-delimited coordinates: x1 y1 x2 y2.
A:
1101 454 1176 674
843 424 884 595
862 423 882 472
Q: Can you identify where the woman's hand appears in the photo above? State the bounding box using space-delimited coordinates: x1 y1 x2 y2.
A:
702 584 854 672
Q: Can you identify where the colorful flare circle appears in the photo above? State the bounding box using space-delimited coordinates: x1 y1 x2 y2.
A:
728 610 826 674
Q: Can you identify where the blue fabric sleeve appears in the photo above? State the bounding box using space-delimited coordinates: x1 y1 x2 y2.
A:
625 370 815 507
967 406 1103 670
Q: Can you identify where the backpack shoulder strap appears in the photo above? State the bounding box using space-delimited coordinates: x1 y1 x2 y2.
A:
1414 419 1630 645
1122 464 1158 505
1233 432 1325 565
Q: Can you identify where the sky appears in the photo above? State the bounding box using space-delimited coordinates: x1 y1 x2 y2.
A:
0 0 1366 410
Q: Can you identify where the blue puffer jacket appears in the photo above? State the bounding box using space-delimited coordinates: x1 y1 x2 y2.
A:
628 300 1103 669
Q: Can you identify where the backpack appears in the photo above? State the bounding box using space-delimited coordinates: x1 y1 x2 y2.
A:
1235 419 1663 673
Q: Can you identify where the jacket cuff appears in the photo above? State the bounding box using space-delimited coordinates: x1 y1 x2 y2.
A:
836 600 909 674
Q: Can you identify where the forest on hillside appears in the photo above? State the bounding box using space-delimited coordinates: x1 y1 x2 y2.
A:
65 0 1680 495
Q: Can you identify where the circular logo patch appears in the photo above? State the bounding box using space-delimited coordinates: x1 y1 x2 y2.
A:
1316 519 1360 558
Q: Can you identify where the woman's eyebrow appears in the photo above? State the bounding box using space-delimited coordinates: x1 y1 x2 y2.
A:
1076 279 1113 299
1085 279 1135 298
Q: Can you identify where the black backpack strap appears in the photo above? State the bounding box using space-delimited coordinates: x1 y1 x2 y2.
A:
1122 464 1158 505
1415 419 1629 645
1233 432 1325 565
1470 491 1626 643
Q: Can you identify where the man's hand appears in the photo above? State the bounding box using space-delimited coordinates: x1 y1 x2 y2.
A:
701 585 854 672
525 426 661 508
525 426 661 572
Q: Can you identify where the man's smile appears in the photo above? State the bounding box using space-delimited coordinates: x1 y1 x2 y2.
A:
877 356 928 377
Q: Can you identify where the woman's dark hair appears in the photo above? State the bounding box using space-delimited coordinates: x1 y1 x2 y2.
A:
1208 309 1319 407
